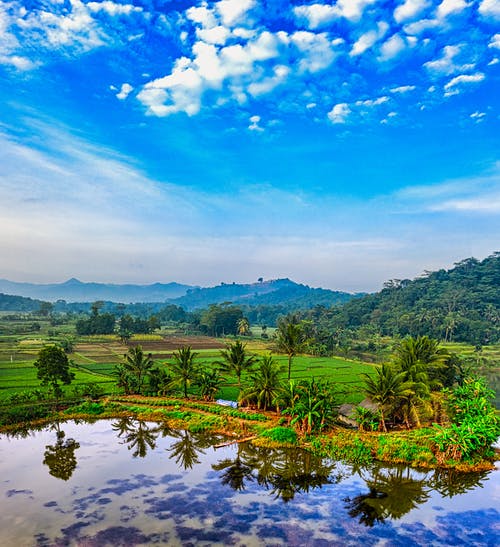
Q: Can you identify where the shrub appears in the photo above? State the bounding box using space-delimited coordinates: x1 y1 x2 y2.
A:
261 426 297 444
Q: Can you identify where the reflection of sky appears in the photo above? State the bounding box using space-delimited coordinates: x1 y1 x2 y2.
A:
1 420 499 546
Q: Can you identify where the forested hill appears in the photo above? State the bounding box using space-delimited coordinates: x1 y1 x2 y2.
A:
0 293 43 312
314 253 500 344
169 278 357 311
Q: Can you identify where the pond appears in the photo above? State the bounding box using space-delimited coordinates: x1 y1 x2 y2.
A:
1 419 498 546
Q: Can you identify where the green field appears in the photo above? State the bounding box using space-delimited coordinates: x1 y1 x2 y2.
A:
0 332 374 404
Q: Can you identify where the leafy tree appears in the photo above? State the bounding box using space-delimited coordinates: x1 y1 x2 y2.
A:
275 314 308 381
361 364 412 432
240 354 284 410
169 345 199 398
215 340 256 390
148 367 172 396
34 345 74 400
38 301 54 317
200 303 244 336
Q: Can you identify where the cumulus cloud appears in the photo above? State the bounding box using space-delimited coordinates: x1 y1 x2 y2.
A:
116 83 133 100
478 0 500 19
436 0 470 19
394 0 430 23
379 33 408 61
351 21 389 56
215 0 255 27
489 33 500 49
328 103 351 123
294 0 378 28
424 44 474 75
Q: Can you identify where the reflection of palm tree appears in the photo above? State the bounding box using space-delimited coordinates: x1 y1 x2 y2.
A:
429 468 488 498
43 428 80 481
212 442 335 501
112 418 158 458
212 453 254 491
166 430 206 470
345 465 430 526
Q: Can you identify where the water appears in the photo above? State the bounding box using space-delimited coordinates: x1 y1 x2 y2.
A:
1 419 498 546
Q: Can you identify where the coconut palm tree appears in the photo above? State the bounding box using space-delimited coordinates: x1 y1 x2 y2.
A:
237 317 250 336
240 354 284 410
169 345 199 398
215 340 256 390
275 314 308 381
121 345 154 394
198 368 224 401
361 364 412 432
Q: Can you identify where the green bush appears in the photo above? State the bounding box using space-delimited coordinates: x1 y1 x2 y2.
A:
261 426 297 444
66 401 105 415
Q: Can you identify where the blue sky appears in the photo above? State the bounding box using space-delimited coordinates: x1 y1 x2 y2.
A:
0 0 499 291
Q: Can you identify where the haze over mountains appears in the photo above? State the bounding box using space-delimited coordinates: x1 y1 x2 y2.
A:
0 277 357 308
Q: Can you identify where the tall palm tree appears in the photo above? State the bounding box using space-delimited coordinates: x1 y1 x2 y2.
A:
122 345 154 394
275 314 308 381
240 354 284 410
237 317 250 336
215 340 256 390
394 336 448 427
361 364 412 432
169 345 199 398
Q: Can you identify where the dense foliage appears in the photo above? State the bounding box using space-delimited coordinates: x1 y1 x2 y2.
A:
301 253 500 345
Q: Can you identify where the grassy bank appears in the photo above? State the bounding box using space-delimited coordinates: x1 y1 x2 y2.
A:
1 396 497 473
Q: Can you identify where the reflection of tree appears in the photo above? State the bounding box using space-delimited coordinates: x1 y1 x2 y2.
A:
212 447 255 491
344 466 430 526
166 430 207 470
112 418 158 458
212 443 336 501
429 468 488 498
43 428 80 481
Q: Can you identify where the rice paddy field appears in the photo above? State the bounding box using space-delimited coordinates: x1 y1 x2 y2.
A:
0 323 375 404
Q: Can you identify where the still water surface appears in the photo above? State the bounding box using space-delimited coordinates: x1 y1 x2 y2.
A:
1 419 498 546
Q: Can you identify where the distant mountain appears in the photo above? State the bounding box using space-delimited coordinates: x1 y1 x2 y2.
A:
0 277 359 310
170 278 358 311
0 278 193 304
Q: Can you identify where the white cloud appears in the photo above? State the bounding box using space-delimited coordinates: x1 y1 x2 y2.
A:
290 31 338 72
489 33 500 49
87 2 142 16
403 17 440 34
444 72 485 95
355 96 389 107
294 0 377 28
116 82 133 100
293 3 339 29
186 5 217 28
390 84 416 93
196 25 231 45
215 0 255 27
394 0 430 23
248 114 264 131
470 111 486 122
351 21 389 56
478 0 500 19
379 33 407 61
247 64 289 96
436 0 470 18
424 44 474 75
328 103 351 123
